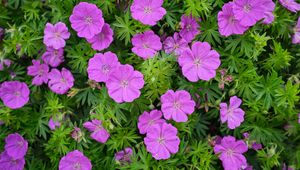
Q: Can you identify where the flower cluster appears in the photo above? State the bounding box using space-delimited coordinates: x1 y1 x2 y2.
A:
27 20 75 95
87 52 145 103
217 0 275 37
162 15 200 57
70 2 113 51
138 90 195 160
0 133 28 169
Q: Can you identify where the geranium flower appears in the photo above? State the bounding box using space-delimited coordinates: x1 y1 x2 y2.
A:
161 90 195 122
69 2 105 39
0 151 25 170
83 119 110 143
218 2 249 37
178 41 221 82
220 96 245 129
293 18 300 44
43 22 70 49
115 147 133 163
42 47 64 67
214 136 248 170
48 117 61 130
106 64 144 103
0 81 30 109
48 68 74 94
137 109 166 134
87 52 121 83
59 150 92 170
130 0 166 26
279 0 300 13
131 30 162 60
179 15 200 42
144 122 180 160
232 0 265 27
87 23 114 51
163 32 188 56
0 59 11 71
27 60 49 86
5 133 28 159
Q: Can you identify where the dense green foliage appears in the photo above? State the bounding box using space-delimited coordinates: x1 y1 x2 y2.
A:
0 0 299 169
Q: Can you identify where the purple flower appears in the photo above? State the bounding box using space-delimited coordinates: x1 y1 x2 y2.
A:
42 47 64 67
106 64 144 103
43 22 70 49
0 81 30 109
217 2 249 37
48 68 74 94
48 117 61 130
243 132 250 139
179 15 200 42
233 0 265 27
87 52 121 83
252 142 262 151
178 41 221 82
130 0 166 26
70 2 105 39
137 109 166 134
27 60 49 86
262 0 275 25
220 96 245 129
163 32 188 56
298 113 300 124
5 133 28 159
83 119 110 143
279 0 300 13
292 18 300 44
0 151 25 170
0 120 4 126
59 150 92 170
214 136 248 170
115 147 133 163
132 30 162 60
144 122 180 160
0 59 11 71
87 23 113 51
161 90 195 122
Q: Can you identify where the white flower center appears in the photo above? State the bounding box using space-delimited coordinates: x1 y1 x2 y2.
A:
186 24 192 31
73 162 81 170
144 7 152 14
193 58 201 67
14 91 21 97
102 64 110 74
157 137 165 144
121 80 129 88
173 101 181 109
54 32 61 39
243 4 251 13
85 16 93 24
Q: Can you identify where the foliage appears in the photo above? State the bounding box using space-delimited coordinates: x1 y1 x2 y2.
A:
0 0 299 170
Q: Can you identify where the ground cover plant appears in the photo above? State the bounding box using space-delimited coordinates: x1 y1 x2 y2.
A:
0 0 299 169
